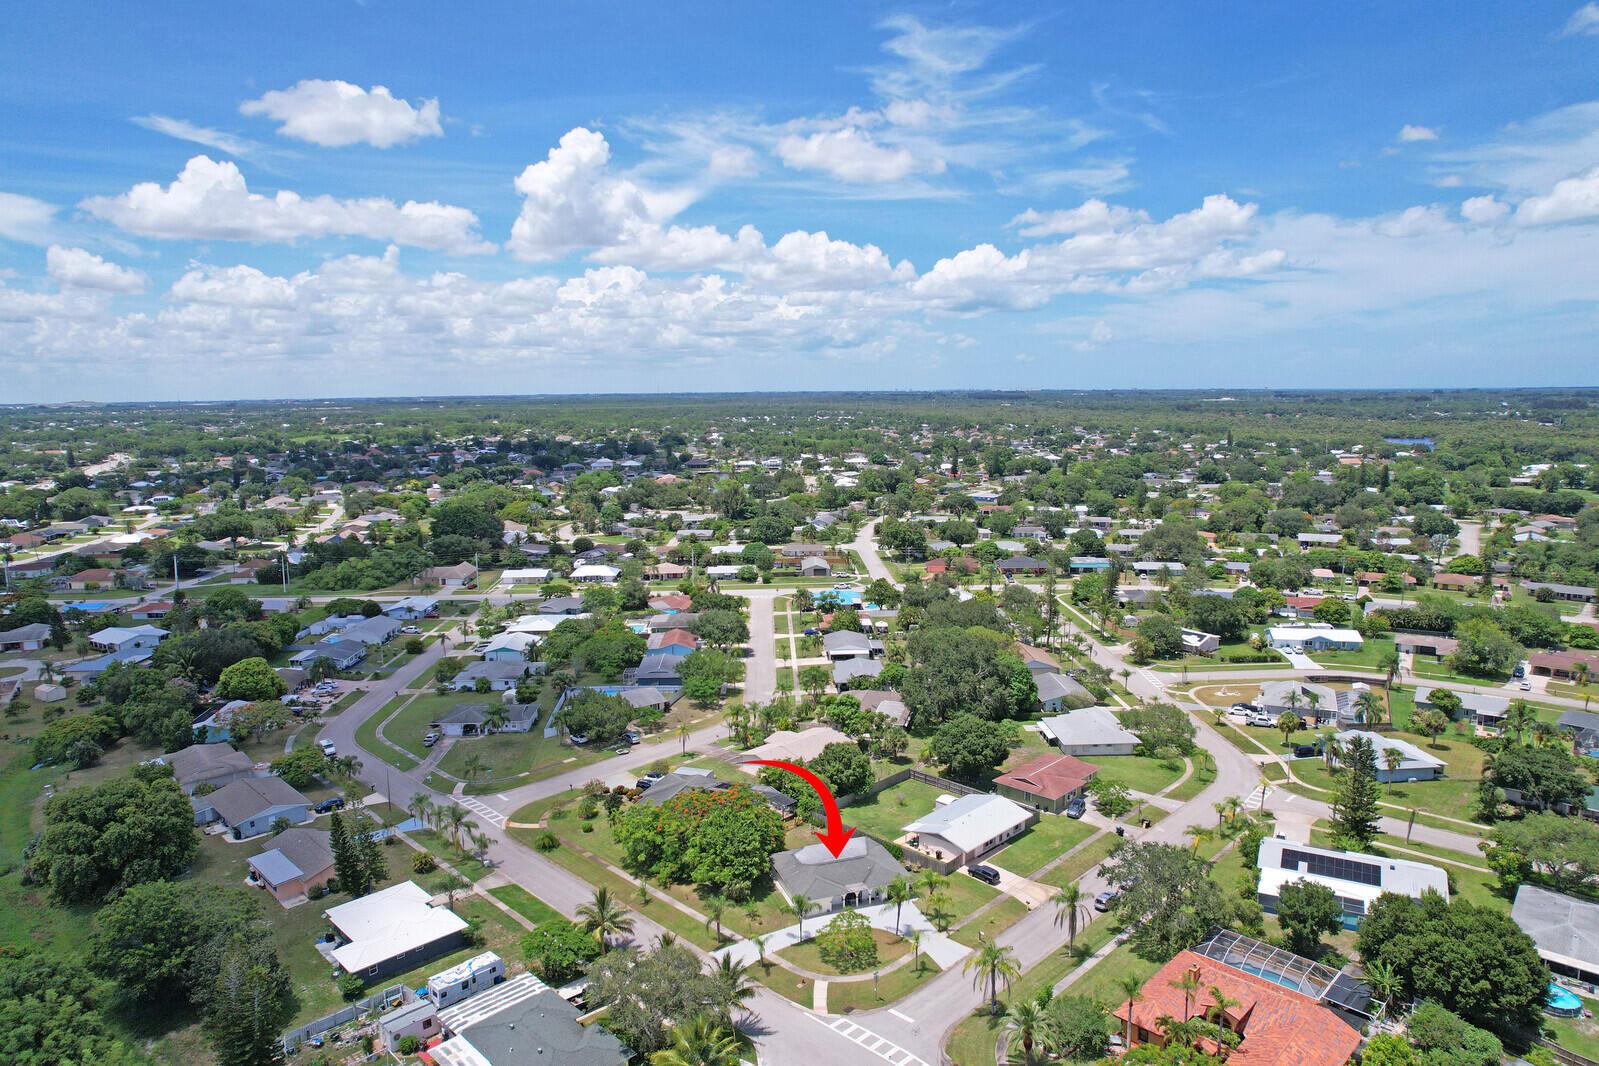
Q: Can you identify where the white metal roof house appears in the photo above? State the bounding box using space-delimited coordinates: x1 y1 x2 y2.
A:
1332 730 1445 782
1256 837 1448 929
1039 706 1141 757
1266 625 1364 653
570 563 620 583
325 880 470 979
902 793 1037 867
88 624 168 651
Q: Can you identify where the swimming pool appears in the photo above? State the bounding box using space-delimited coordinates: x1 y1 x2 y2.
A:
1547 983 1583 1017
58 600 113 613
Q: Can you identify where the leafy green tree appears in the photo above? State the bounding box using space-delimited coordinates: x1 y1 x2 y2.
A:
1099 842 1228 961
1331 733 1382 847
814 909 879 973
808 741 873 796
927 713 1019 780
1488 813 1599 891
1489 744 1590 811
585 940 719 1055
28 765 198 903
1137 613 1185 659
522 919 603 984
1358 1034 1422 1066
1274 878 1344 956
559 690 634 745
1448 618 1524 679
695 609 749 650
1041 995 1111 1061
615 784 784 894
31 713 119 767
1405 1000 1503 1066
92 881 267 1007
0 951 149 1066
269 745 327 789
1356 892 1547 1035
1088 778 1135 819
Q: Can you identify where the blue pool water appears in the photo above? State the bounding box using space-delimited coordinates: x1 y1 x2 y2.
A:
59 600 113 612
1233 961 1309 995
1547 983 1583 1016
590 685 626 697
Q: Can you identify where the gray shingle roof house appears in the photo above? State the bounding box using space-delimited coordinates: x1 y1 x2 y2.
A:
771 836 904 914
430 701 539 737
1038 706 1141 757
833 656 883 688
446 660 532 691
196 776 311 839
1513 884 1599 984
431 976 629 1066
822 630 878 659
163 742 255 794
638 767 796 815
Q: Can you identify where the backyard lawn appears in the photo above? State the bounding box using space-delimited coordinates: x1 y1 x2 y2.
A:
1311 636 1397 670
990 814 1098 877
837 778 946 842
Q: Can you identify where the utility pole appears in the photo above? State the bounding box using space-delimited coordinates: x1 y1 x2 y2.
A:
173 552 180 596
281 554 289 592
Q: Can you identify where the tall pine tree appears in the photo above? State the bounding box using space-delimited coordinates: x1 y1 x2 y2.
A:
354 827 385 895
328 811 361 896
1332 734 1382 847
203 937 292 1066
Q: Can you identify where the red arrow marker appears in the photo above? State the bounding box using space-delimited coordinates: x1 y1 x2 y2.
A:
745 759 856 857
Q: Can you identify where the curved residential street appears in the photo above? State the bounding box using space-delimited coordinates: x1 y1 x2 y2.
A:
314 521 1519 1065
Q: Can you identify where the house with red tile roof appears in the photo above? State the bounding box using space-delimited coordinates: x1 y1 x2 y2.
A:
1114 949 1362 1066
994 752 1098 813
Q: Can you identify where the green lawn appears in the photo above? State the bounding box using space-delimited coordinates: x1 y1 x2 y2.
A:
951 896 1028 947
1548 994 1599 1061
1038 833 1120 889
1311 637 1397 670
488 884 564 926
1092 753 1186 796
837 778 947 842
826 956 943 1013
990 815 1098 877
355 695 420 772
1291 732 1488 826
777 926 910 975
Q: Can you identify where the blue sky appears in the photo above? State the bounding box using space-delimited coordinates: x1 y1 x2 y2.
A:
2 2 1598 401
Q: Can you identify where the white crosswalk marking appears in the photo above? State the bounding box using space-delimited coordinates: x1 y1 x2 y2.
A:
809 1014 931 1066
1244 784 1274 809
456 795 507 828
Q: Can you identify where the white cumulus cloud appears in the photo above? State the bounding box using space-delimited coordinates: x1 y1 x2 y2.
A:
1515 166 1599 225
240 80 443 148
46 246 147 292
1461 195 1510 224
1398 124 1440 142
81 155 492 254
775 127 926 183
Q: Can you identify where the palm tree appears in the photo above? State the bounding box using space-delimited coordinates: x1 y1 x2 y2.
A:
440 804 469 848
884 875 915 936
1379 647 1401 715
702 894 728 942
710 955 756 1022
649 1014 742 1066
1530 720 1559 748
1206 984 1242 1034
1159 1015 1207 1050
461 753 488 787
1382 747 1405 795
1504 700 1534 745
905 928 924 972
963 941 1020 1013
789 894 814 939
1051 883 1089 956
577 886 635 948
915 868 945 901
1005 998 1047 1064
482 702 509 734
407 792 433 828
1363 958 1402 1020
1355 688 1384 727
1581 661 1593 709
750 933 769 971
1186 825 1215 856
1116 975 1145 1049
1169 966 1203 1022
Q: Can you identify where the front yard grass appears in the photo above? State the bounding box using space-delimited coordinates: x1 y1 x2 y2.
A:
827 955 943 1013
777 927 910 975
1091 753 1186 796
990 815 1098 877
950 896 1028 947
488 884 564 926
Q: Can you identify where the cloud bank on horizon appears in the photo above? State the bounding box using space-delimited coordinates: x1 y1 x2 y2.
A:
1 3 1598 401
